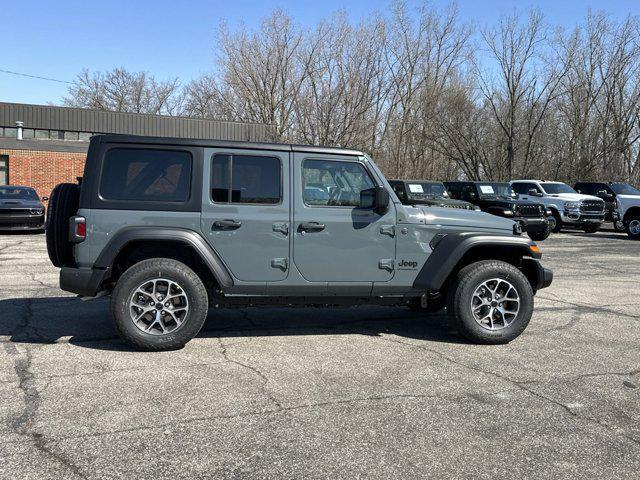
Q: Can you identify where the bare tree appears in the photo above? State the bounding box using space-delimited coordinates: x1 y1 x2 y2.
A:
63 68 183 115
66 3 640 184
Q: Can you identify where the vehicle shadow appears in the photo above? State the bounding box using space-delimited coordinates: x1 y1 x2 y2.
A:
1 296 468 352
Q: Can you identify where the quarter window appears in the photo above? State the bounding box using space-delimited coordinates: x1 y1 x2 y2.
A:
100 148 192 202
302 159 375 207
210 154 281 204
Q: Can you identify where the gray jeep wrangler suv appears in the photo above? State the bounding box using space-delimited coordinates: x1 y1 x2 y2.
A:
46 135 552 351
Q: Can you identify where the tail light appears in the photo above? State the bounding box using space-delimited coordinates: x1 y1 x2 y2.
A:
69 216 86 243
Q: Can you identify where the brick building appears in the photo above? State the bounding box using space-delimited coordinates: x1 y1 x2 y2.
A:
0 102 273 199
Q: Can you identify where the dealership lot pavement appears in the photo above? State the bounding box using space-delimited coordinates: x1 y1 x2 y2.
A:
0 229 638 479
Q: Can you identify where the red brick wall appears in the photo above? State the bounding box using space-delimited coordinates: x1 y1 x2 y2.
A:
0 149 86 199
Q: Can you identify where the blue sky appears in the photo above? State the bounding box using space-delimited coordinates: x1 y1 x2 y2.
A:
1 0 639 106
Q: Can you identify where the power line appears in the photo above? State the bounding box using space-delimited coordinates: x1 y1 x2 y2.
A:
0 68 73 85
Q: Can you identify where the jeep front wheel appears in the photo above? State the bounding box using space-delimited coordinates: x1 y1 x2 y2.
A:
111 258 209 351
448 260 534 344
527 223 552 241
549 210 562 233
627 215 640 239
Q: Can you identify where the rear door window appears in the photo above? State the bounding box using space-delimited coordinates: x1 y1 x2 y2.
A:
100 148 192 202
210 154 281 204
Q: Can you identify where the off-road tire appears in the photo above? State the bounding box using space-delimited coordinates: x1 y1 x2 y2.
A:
626 215 640 240
613 221 626 232
550 210 562 233
447 260 534 344
111 258 209 351
45 183 79 267
527 223 552 241
582 224 600 234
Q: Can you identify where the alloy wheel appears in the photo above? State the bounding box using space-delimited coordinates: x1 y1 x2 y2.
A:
129 278 189 335
471 278 520 331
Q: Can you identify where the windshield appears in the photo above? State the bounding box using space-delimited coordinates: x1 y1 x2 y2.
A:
540 182 576 194
0 187 39 200
406 182 448 198
610 183 640 195
476 183 515 198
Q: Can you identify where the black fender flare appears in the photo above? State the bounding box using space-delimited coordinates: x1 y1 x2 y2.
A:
413 233 541 291
94 227 234 289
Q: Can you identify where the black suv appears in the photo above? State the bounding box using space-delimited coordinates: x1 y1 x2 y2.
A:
388 180 477 211
574 182 625 231
444 181 552 241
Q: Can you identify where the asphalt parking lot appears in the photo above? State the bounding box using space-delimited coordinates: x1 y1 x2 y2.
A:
0 228 638 479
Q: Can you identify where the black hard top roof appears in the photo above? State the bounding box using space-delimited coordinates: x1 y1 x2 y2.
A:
444 181 510 184
390 179 444 183
91 134 365 157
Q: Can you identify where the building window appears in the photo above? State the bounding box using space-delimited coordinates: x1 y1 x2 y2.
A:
64 131 79 141
0 156 8 185
2 127 17 138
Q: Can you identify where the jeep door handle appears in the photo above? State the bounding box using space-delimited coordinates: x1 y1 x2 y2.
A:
298 222 325 233
212 219 242 230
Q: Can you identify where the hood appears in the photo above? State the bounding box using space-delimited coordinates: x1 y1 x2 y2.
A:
543 193 601 202
406 196 473 208
481 198 541 208
398 204 516 233
0 199 44 208
617 194 640 209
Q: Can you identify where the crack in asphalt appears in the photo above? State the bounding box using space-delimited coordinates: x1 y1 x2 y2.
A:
217 337 283 410
7 294 88 479
537 292 640 322
376 335 640 448
0 387 516 446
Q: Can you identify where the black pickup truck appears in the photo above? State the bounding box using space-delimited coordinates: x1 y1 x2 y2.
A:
444 181 552 241
388 180 478 211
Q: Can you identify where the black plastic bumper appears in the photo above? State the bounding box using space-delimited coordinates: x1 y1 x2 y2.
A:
0 213 45 231
515 217 549 233
60 266 111 297
521 257 553 291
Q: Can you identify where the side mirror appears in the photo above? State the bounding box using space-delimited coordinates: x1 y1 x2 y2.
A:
360 186 389 214
528 189 541 197
42 196 49 202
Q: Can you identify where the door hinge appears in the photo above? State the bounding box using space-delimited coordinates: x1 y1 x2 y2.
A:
380 225 395 237
378 259 394 272
271 258 288 271
272 222 289 236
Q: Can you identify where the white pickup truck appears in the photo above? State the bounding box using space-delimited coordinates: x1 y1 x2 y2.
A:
511 180 605 233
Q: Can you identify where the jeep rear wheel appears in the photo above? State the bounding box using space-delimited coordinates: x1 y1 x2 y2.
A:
448 260 534 344
627 215 640 239
111 258 208 351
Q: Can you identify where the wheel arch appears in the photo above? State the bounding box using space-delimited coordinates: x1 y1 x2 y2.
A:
623 206 640 223
95 227 233 291
413 233 545 292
